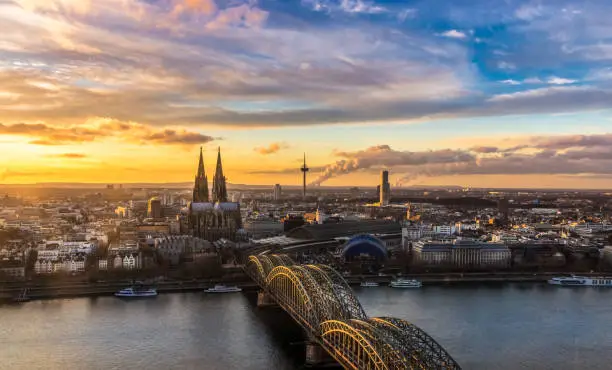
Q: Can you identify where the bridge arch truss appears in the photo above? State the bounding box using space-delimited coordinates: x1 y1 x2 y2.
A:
244 254 461 370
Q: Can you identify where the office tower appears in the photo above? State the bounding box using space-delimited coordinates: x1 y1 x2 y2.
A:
380 170 390 206
147 197 162 218
273 184 282 201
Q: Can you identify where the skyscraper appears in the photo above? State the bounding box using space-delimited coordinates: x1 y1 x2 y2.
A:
193 147 209 202
380 170 390 206
273 184 282 201
147 197 162 218
212 147 228 203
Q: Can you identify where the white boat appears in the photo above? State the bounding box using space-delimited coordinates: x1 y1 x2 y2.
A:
390 278 422 288
360 281 379 287
548 276 612 287
114 286 158 297
204 284 242 293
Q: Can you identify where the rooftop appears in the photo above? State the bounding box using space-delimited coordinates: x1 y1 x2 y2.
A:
286 220 401 241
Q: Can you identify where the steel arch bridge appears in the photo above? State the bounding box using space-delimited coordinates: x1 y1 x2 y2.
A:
245 254 461 370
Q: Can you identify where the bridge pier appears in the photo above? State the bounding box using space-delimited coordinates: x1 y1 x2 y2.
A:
304 335 335 367
305 342 328 366
256 291 277 307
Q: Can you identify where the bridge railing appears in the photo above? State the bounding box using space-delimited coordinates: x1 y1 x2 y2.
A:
245 254 461 370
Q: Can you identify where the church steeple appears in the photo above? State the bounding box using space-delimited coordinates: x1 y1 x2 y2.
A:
212 147 228 203
192 147 209 202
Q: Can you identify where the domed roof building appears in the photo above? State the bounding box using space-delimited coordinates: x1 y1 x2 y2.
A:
341 234 388 261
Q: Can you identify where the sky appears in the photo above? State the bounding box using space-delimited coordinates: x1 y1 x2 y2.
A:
1 0 612 188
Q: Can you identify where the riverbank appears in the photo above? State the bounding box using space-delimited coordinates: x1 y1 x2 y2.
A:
0 278 259 302
2 271 597 302
345 271 578 285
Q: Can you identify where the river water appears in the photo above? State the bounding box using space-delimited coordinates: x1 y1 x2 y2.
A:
1 283 611 370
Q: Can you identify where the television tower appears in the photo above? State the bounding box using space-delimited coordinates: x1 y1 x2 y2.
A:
300 153 309 199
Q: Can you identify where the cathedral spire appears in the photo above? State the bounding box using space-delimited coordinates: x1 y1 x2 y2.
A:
212 146 228 203
197 146 205 177
193 146 209 202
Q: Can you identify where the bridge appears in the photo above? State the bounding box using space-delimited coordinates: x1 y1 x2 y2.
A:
245 254 461 370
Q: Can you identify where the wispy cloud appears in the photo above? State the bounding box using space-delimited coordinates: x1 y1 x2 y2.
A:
497 61 516 70
500 79 521 85
398 8 417 22
438 30 468 39
303 0 387 14
515 3 543 21
45 153 87 159
254 142 289 155
523 77 544 84
547 76 577 85
0 120 215 146
172 0 218 16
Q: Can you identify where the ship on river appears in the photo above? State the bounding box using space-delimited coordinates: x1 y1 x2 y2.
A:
548 276 612 287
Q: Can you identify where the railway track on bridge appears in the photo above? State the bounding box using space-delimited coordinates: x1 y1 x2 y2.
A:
245 254 461 370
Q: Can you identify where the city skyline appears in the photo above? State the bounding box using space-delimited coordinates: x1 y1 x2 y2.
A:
1 0 612 188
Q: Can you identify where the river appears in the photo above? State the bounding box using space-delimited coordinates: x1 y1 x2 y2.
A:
1 283 610 370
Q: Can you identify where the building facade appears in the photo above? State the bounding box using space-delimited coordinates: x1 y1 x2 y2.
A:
273 184 282 201
380 170 390 206
183 147 242 242
147 197 162 219
413 239 511 269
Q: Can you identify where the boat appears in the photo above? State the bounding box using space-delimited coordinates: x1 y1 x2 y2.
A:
13 288 30 303
548 276 612 287
389 278 422 288
204 284 242 293
360 281 379 287
114 286 158 297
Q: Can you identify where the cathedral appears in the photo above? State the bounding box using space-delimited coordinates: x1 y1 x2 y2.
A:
181 147 242 242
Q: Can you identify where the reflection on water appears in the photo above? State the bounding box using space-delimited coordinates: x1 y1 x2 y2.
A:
1 283 610 370
357 283 612 370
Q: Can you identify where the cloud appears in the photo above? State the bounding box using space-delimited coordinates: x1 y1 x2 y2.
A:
143 129 215 145
172 0 217 16
309 133 612 185
470 146 499 153
18 0 92 15
398 8 417 22
500 79 521 85
547 76 576 85
304 0 387 14
0 120 216 146
515 4 543 21
254 142 289 155
45 153 87 158
497 61 516 70
311 145 475 185
205 3 269 29
486 85 591 102
524 77 544 84
29 140 63 146
438 30 467 39
1 0 611 134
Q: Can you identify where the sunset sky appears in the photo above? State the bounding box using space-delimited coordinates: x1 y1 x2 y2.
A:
1 0 612 188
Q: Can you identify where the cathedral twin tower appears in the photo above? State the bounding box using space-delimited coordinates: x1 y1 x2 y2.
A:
193 147 228 203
